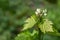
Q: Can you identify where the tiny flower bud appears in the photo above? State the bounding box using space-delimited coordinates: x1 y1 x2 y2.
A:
43 9 47 13
35 11 38 15
35 8 41 16
36 8 41 13
43 9 47 16
44 13 47 16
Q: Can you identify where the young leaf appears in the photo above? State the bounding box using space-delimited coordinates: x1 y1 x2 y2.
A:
38 19 54 33
15 31 32 40
22 14 38 31
15 30 38 40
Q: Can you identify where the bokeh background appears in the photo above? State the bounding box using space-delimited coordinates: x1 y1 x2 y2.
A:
0 0 60 40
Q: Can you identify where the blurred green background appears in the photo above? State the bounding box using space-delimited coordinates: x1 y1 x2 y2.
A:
0 0 60 40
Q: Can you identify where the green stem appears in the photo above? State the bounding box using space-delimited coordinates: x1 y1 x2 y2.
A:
38 27 42 40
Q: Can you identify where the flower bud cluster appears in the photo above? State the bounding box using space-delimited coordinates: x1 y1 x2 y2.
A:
35 8 47 17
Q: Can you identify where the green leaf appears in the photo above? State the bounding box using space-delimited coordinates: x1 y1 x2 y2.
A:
15 30 38 40
38 19 54 33
31 29 38 36
15 32 32 40
22 14 38 31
